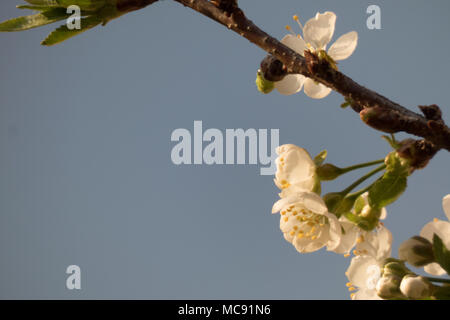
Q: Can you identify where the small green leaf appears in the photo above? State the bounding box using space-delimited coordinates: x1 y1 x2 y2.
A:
368 153 408 209
0 8 68 32
313 150 327 166
381 134 401 150
432 234 450 275
41 15 102 46
340 98 353 109
255 69 275 94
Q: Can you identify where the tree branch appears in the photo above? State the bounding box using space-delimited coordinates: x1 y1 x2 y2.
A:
168 0 450 167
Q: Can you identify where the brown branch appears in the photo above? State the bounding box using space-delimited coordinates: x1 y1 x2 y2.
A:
131 0 449 168
170 0 450 169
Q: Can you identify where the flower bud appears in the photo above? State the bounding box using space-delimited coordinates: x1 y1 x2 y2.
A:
316 163 343 181
376 274 403 299
398 236 434 267
400 275 433 300
255 69 275 94
383 260 411 278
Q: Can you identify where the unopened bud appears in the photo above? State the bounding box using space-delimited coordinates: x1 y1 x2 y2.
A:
400 275 433 300
383 260 410 278
316 163 343 181
376 274 403 299
255 69 275 94
398 236 435 267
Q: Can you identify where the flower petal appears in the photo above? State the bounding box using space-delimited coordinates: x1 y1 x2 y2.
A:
333 218 359 254
303 11 336 50
356 225 392 260
352 288 382 300
424 263 446 276
443 194 450 221
325 212 342 251
379 208 387 220
346 255 380 288
328 31 358 61
274 144 316 193
304 78 332 99
275 74 305 96
420 219 450 250
280 34 307 55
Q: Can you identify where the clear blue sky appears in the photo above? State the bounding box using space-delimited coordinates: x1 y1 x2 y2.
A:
0 0 449 299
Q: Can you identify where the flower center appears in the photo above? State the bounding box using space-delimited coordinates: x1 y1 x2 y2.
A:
282 205 328 240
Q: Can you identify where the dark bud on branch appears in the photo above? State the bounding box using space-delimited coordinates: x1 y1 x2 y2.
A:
397 139 438 171
260 55 287 82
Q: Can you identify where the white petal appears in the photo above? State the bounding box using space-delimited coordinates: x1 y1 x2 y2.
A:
352 288 382 300
443 194 450 221
280 34 307 55
379 208 387 220
333 218 359 254
327 31 358 61
424 263 446 276
346 255 379 288
300 192 328 215
275 144 316 192
325 213 342 251
275 74 305 96
304 78 332 99
272 196 293 214
293 230 327 253
303 11 336 50
356 225 392 260
374 225 393 260
420 219 450 249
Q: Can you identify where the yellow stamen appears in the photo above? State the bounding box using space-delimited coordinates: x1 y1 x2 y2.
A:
346 282 352 287
348 287 356 292
434 218 439 222
344 253 350 258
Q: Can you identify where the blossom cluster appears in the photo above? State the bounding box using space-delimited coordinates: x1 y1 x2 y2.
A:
271 144 450 300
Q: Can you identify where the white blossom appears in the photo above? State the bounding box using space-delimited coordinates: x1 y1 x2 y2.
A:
274 144 318 197
345 225 393 300
275 12 358 99
272 192 341 253
400 275 433 300
419 194 450 276
333 193 387 256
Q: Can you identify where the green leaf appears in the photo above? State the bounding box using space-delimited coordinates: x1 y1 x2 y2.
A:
368 153 408 209
432 234 450 275
41 15 102 46
0 7 68 32
313 150 327 166
381 134 401 150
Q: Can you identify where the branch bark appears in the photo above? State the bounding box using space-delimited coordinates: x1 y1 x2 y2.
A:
144 0 450 168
